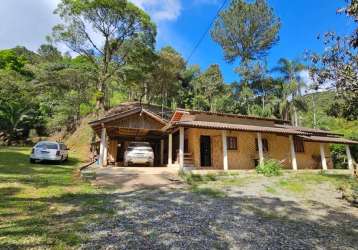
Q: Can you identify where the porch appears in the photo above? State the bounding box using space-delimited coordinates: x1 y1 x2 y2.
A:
170 127 355 173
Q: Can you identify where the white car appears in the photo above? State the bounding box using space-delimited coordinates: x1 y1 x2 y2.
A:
124 142 154 167
30 141 69 163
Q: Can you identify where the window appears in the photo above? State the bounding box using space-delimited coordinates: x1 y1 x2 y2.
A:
255 138 268 152
294 138 305 153
36 142 58 150
227 137 237 150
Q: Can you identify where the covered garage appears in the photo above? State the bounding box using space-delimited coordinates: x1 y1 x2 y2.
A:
89 102 176 167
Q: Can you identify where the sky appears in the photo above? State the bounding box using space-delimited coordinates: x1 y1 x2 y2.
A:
0 0 354 83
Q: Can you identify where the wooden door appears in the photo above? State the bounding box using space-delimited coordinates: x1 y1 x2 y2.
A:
200 136 212 167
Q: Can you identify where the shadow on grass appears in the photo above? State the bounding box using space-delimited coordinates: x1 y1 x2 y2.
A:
0 149 82 187
1 185 358 249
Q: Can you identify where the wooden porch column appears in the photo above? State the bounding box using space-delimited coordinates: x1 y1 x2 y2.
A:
346 145 353 172
99 126 106 166
160 139 164 165
168 133 173 166
289 135 298 171
320 143 328 170
222 130 228 171
179 127 184 169
257 132 264 165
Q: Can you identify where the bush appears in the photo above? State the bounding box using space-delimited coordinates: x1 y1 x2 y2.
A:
256 159 282 177
338 182 358 207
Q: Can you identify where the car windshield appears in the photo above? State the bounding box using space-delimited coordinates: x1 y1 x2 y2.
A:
135 147 152 152
129 142 150 147
36 143 58 150
127 147 152 152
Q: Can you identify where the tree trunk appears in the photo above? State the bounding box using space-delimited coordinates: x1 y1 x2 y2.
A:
293 106 298 126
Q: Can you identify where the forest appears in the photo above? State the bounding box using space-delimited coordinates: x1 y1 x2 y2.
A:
0 0 357 166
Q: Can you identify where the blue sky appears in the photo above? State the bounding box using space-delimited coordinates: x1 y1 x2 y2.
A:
0 0 354 84
149 0 354 83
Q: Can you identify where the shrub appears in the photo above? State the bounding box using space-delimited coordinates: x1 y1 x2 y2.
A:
338 181 358 207
256 159 282 177
179 172 217 185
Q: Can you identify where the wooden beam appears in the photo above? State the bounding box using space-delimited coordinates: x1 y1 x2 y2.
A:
160 139 164 165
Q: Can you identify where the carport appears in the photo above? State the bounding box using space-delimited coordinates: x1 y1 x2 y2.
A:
89 105 176 167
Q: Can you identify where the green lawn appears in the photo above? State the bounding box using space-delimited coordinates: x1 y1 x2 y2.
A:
182 171 358 201
0 147 111 249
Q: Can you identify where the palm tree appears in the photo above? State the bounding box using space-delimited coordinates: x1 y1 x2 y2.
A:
272 58 307 125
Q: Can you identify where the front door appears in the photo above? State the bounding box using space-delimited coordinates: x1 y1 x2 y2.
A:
200 136 211 167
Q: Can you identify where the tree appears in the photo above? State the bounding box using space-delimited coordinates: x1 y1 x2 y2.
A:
51 0 156 115
272 58 307 125
152 46 186 106
38 44 62 62
211 0 280 64
195 64 225 111
0 70 41 141
0 49 26 73
35 55 97 132
340 0 358 48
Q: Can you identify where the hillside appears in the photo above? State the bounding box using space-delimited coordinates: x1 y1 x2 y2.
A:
301 91 358 139
64 116 94 162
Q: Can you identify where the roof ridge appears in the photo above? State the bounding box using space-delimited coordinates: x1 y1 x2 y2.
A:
176 108 288 123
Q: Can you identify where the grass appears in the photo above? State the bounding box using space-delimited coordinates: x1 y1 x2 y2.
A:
270 172 358 197
181 170 358 203
65 116 94 162
181 172 257 198
190 186 226 198
0 146 111 249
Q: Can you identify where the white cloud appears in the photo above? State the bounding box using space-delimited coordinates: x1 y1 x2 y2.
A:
300 70 334 94
0 0 61 51
130 0 182 22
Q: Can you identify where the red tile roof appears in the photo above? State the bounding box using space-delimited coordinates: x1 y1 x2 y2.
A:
172 121 305 135
175 109 289 123
298 135 358 145
275 124 342 136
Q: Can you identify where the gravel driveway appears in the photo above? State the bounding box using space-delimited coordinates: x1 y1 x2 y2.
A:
81 179 358 250
85 166 182 192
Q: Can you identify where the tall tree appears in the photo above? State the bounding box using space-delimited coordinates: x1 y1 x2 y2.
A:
51 0 156 115
194 64 225 111
308 0 358 121
272 58 306 125
211 0 280 64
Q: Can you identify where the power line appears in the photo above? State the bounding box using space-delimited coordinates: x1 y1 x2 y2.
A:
185 0 229 64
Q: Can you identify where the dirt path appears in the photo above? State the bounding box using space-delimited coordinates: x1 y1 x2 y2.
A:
89 166 182 192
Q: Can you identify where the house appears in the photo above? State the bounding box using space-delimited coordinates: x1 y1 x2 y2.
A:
89 102 357 171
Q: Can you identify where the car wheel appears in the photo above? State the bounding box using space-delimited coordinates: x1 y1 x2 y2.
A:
30 158 35 164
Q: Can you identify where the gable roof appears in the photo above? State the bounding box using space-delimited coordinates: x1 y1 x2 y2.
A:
89 107 168 127
105 102 173 121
